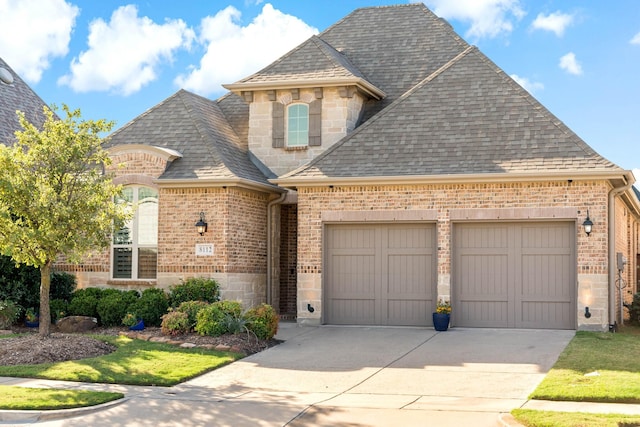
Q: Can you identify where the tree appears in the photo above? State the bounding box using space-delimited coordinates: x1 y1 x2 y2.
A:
0 105 130 336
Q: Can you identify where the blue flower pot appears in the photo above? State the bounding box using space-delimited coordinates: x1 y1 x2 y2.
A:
129 319 144 331
432 313 450 331
25 320 39 328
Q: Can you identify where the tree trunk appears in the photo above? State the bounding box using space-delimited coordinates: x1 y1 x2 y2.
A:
38 262 52 337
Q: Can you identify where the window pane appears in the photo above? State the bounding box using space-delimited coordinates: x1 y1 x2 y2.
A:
138 189 158 245
138 248 157 279
113 187 134 244
287 104 309 147
113 248 132 278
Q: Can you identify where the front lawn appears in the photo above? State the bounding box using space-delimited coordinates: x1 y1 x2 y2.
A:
513 325 640 427
0 334 241 386
530 327 640 403
0 385 123 410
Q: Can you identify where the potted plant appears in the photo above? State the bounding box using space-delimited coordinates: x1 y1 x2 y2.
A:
122 312 144 331
24 307 39 328
432 300 451 331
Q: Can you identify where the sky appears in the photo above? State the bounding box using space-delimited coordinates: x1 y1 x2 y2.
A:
0 0 639 176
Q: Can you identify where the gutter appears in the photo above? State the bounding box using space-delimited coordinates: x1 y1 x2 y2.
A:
266 192 288 305
608 171 634 328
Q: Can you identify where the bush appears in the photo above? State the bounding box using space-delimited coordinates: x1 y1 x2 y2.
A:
161 310 190 336
127 288 169 327
0 299 20 329
195 300 243 337
245 304 279 340
49 298 69 323
176 300 210 331
169 277 221 307
0 256 40 311
68 289 102 318
96 290 139 326
624 293 640 325
50 272 76 301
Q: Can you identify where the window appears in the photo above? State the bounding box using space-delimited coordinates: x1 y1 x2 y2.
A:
112 186 158 279
287 103 309 147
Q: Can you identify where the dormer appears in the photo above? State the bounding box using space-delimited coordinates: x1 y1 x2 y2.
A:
224 36 384 177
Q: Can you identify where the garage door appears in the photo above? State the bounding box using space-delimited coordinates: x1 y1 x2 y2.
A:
453 222 575 329
325 223 436 326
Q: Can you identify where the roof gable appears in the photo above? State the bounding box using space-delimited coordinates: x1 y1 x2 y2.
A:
282 47 619 180
0 57 50 145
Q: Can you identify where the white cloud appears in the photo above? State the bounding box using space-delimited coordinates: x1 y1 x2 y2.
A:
634 169 640 182
0 0 78 83
531 11 574 37
631 32 640 45
175 4 317 96
58 5 195 95
559 52 582 75
424 0 525 39
510 74 544 94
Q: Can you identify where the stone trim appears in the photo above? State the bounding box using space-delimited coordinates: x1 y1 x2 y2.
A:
450 207 578 221
322 209 438 222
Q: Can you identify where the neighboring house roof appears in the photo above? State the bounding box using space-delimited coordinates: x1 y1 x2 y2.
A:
0 57 50 145
279 45 621 182
107 89 280 191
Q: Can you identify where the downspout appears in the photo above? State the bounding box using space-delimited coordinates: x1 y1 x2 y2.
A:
266 192 287 305
608 176 633 329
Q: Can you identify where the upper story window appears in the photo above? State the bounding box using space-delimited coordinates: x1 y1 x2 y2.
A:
112 186 158 280
287 104 309 147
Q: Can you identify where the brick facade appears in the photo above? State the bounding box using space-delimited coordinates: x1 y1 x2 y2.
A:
295 180 613 329
279 204 298 316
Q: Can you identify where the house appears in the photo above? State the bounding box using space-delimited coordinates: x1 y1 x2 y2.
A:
3 4 639 331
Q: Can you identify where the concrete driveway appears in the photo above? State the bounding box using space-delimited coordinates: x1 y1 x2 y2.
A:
7 324 574 427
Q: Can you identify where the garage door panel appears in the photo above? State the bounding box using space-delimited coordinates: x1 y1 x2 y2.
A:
325 223 436 326
454 222 575 330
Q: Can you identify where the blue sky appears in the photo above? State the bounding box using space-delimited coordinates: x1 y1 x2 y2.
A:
1 0 639 174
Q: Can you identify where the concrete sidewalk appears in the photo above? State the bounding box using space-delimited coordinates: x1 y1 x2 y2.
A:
1 324 636 426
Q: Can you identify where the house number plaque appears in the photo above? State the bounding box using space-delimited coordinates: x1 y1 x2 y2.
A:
195 244 214 256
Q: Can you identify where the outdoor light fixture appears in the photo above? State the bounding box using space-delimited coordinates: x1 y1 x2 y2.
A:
582 210 593 236
584 307 591 318
195 212 207 235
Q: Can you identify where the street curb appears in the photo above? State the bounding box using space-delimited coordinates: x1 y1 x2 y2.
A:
0 397 128 423
497 413 526 427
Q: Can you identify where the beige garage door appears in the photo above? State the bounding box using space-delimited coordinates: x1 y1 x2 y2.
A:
325 223 436 326
453 222 575 329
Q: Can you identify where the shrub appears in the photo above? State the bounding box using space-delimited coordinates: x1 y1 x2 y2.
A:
222 312 249 335
127 288 169 327
0 299 20 329
176 300 210 330
0 256 40 311
169 277 221 307
97 290 139 326
195 300 243 337
49 298 69 323
161 310 190 336
68 289 101 318
121 312 139 327
624 293 640 325
50 272 76 301
245 304 279 340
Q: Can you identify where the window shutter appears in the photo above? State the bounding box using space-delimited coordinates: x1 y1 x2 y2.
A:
309 99 322 146
272 102 284 148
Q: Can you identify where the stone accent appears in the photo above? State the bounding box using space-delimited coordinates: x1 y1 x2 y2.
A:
56 316 98 333
248 88 365 176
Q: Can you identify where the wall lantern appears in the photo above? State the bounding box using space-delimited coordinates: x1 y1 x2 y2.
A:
582 210 593 236
195 212 207 235
584 307 591 318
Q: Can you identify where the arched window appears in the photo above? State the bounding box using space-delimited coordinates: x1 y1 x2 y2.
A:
287 103 309 147
112 186 158 279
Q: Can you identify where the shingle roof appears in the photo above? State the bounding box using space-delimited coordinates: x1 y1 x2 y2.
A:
283 46 620 179
107 89 278 188
0 57 50 145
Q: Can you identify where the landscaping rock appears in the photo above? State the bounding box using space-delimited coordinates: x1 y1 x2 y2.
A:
179 342 197 348
55 316 97 333
0 329 12 335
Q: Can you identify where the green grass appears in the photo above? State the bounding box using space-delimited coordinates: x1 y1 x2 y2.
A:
0 334 241 386
530 326 640 403
0 385 123 410
512 409 640 427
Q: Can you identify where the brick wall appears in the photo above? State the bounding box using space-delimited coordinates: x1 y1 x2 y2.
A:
279 204 298 316
296 180 611 328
